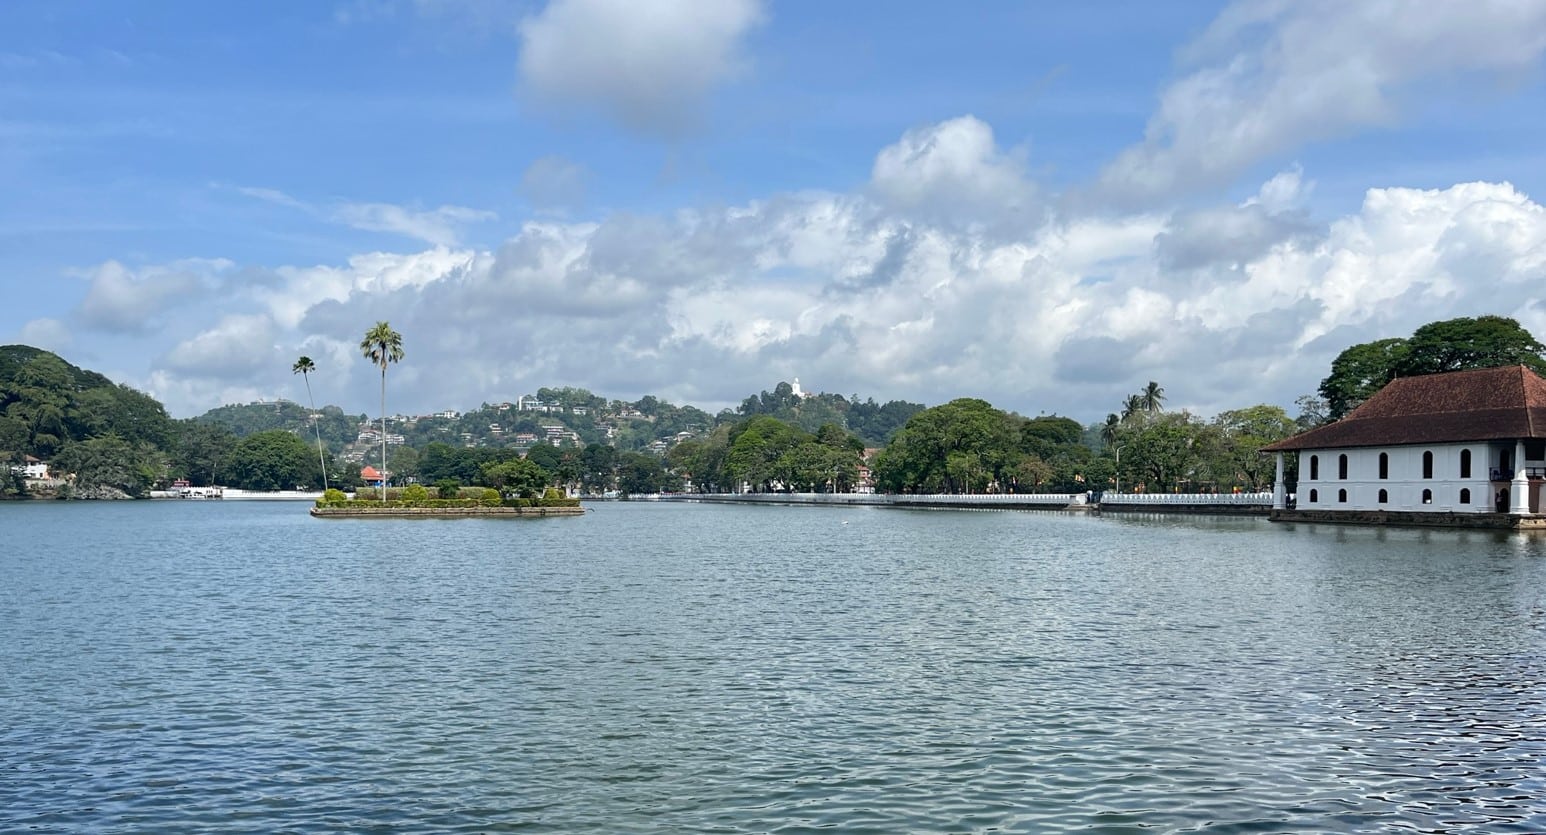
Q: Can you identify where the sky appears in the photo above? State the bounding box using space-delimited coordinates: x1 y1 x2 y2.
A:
5 0 1546 422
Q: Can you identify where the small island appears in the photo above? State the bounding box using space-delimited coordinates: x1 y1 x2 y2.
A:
310 485 583 518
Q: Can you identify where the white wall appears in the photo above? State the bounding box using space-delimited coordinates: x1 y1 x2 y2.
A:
1297 442 1499 513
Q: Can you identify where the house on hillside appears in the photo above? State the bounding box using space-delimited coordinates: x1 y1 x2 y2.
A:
19 455 49 480
1264 365 1546 519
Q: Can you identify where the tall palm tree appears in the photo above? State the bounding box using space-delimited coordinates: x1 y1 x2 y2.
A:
292 355 328 491
1141 380 1166 413
360 321 404 504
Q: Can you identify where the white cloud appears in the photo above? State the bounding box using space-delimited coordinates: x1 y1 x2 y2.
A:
74 258 233 333
17 318 71 351
1096 0 1546 203
332 203 497 246
517 0 765 136
159 313 280 378
53 114 1546 426
870 116 1040 233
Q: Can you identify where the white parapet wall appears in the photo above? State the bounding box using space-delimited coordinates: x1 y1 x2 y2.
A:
671 492 1083 508
1098 492 1273 506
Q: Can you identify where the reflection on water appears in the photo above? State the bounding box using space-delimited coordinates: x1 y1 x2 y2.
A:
2 501 1545 832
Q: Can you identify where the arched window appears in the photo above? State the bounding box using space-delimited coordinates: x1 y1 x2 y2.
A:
1309 489 1319 503
1338 488 1348 503
1422 488 1433 504
1460 488 1471 504
1309 455 1319 480
1460 449 1472 479
1378 452 1389 479
1378 489 1388 504
1423 450 1434 479
1338 454 1349 480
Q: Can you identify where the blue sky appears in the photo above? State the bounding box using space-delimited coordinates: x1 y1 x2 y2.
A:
6 0 1546 420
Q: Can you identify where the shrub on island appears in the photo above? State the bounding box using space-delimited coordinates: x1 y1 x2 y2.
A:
313 485 580 510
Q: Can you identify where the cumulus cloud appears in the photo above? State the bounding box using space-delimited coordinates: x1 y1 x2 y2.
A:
74 258 232 333
159 313 281 378
517 0 765 136
81 112 1546 426
1095 0 1546 204
870 116 1041 234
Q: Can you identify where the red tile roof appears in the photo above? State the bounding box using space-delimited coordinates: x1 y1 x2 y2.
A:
1265 365 1546 452
360 466 383 480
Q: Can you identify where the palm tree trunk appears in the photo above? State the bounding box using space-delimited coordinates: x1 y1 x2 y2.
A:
303 374 328 491
380 366 387 504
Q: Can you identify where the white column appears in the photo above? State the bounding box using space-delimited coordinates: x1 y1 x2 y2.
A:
1511 440 1530 515
1272 453 1286 510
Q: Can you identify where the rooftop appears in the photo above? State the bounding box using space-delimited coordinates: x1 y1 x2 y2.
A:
1264 365 1546 452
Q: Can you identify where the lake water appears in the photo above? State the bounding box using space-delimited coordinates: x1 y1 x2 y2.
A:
3 501 1545 833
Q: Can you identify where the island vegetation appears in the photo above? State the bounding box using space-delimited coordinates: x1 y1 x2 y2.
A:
5 314 1545 501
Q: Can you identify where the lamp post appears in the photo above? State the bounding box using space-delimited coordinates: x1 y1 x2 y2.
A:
1113 444 1123 495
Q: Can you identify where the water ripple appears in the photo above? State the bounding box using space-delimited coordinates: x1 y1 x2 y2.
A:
3 501 1546 832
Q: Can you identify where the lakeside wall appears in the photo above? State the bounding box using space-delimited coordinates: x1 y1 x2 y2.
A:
670 493 1086 510
668 491 1275 515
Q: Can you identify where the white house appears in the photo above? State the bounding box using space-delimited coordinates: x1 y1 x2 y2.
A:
15 456 49 479
1265 365 1546 516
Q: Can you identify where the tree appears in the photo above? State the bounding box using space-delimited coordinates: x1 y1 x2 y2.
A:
1100 414 1121 446
170 420 237 486
52 435 165 498
872 399 1019 493
1318 316 1546 421
360 322 404 504
1318 337 1409 420
482 458 549 499
226 430 320 491
292 356 328 491
1394 315 1546 377
1121 394 1145 423
1212 405 1297 490
1141 381 1165 413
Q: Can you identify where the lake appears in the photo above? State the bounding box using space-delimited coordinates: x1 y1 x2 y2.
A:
2 500 1545 833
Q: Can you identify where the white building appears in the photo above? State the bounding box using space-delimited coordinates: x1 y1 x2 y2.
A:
1265 365 1546 516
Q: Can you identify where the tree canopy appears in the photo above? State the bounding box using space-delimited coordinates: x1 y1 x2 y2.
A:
1318 316 1546 420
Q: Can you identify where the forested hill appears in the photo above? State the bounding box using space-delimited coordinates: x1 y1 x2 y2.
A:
195 401 362 451
0 345 174 459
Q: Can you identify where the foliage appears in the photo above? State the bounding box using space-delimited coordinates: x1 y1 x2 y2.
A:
872 399 1020 493
0 346 175 459
1318 337 1410 421
226 430 325 491
482 459 548 498
435 478 460 499
169 420 238 486
402 483 428 503
195 401 359 450
1318 316 1546 420
52 435 166 498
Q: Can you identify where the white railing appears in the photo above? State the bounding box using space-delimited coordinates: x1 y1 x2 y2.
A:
675 492 1082 506
1099 491 1272 506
